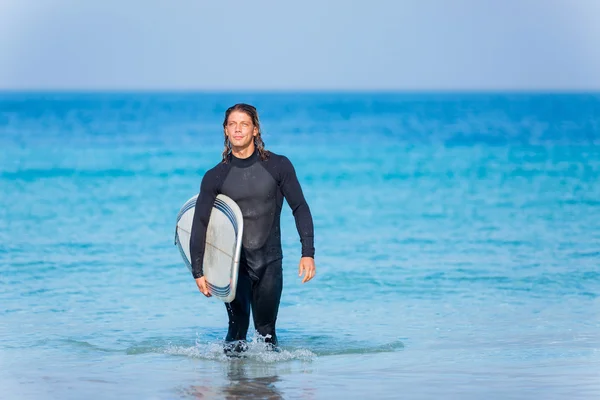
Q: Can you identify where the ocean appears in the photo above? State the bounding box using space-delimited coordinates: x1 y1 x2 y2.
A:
1 92 599 399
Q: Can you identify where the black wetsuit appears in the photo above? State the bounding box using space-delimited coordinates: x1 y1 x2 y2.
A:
189 150 314 346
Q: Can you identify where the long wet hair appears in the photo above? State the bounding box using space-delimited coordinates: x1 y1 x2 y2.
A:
222 103 269 163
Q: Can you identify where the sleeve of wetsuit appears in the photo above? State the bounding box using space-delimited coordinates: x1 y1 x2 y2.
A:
190 169 220 279
278 156 315 258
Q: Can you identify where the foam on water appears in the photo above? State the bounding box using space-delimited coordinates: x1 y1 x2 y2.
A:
165 342 316 363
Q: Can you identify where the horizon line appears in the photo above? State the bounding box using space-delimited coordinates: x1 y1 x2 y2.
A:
1 87 600 95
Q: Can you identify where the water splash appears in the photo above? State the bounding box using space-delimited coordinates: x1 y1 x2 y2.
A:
163 334 316 363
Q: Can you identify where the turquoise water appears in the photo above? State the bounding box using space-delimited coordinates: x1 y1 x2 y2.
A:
1 93 599 399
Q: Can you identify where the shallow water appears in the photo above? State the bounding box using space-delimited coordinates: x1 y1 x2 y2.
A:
1 92 599 399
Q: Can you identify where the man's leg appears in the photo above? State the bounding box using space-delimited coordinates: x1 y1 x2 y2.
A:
224 265 252 350
251 259 283 346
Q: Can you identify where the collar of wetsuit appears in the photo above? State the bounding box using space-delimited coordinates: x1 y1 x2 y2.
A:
230 148 259 168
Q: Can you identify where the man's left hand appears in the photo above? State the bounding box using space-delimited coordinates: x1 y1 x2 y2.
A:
298 257 316 283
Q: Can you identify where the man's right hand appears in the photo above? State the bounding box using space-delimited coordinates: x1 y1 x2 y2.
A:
195 277 211 297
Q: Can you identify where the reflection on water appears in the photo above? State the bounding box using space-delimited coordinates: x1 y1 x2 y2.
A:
179 357 318 399
222 360 283 399
181 360 284 399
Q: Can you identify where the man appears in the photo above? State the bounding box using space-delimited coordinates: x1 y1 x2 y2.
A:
189 103 316 354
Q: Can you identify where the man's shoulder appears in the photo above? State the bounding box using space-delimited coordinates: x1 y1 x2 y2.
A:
261 151 298 180
206 160 228 173
201 160 229 182
264 151 292 166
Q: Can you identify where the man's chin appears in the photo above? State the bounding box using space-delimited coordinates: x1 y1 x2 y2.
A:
231 141 252 149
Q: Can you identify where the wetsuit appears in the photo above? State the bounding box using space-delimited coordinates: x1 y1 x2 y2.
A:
189 149 314 346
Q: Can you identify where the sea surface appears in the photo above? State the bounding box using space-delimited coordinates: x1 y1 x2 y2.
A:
1 92 599 399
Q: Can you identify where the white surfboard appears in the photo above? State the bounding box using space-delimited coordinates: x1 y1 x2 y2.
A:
175 194 244 303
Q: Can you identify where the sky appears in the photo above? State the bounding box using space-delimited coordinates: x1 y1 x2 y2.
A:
0 0 599 91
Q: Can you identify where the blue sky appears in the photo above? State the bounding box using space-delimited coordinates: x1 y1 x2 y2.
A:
1 0 599 90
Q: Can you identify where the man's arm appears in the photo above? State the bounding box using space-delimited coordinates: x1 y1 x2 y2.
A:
278 156 315 259
190 170 220 280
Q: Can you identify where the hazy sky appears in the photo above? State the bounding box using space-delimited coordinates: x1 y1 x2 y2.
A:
1 0 599 90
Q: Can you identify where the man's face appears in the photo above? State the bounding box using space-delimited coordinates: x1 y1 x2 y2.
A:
225 111 258 150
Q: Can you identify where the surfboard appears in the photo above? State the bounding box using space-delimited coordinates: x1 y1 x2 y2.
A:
175 194 244 303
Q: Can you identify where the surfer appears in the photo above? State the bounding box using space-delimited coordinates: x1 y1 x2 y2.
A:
189 103 316 354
